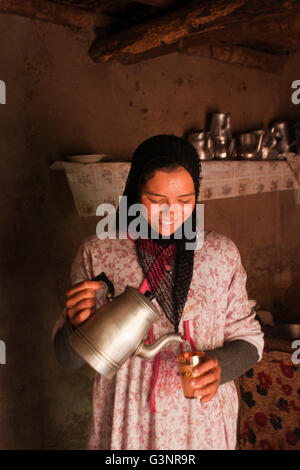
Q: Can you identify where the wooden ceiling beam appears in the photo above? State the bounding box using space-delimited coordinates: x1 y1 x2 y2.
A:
0 0 112 28
118 41 287 74
230 14 300 53
184 44 288 74
89 0 300 62
184 12 300 53
89 0 247 61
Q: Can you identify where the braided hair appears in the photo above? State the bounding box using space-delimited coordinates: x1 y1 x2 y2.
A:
116 135 202 332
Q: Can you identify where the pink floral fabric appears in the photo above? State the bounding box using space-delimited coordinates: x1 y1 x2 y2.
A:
66 229 263 450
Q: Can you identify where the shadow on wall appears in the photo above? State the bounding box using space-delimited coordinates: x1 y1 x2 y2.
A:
272 279 300 324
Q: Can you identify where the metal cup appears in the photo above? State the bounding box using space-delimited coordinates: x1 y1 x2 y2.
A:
239 133 258 159
239 131 265 159
270 121 290 154
187 130 214 160
209 113 232 140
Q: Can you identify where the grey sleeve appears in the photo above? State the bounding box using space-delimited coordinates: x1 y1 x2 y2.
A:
53 316 85 370
206 339 259 385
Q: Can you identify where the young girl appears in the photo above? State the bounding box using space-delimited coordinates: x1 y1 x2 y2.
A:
53 134 263 450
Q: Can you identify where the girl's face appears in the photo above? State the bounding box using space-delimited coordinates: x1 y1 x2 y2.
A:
140 166 196 236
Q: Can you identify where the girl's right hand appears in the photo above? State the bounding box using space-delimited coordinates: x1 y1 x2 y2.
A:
65 280 104 328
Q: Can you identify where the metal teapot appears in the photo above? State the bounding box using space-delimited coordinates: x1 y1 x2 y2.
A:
69 272 183 379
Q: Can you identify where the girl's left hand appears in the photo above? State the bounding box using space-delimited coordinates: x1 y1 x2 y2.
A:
190 354 221 403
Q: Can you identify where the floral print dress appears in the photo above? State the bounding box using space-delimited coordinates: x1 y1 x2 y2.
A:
64 229 264 450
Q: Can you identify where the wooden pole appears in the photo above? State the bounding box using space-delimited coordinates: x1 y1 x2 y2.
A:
0 0 111 28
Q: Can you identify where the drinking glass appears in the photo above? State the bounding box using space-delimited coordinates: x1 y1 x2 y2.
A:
177 351 205 399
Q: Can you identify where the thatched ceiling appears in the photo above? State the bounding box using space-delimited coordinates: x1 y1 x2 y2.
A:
0 0 299 73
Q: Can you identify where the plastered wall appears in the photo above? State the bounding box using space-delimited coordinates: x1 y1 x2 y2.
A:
0 14 299 449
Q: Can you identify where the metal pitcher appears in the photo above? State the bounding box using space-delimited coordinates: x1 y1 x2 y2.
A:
213 137 236 159
68 272 183 379
239 131 264 159
187 130 214 160
209 112 232 140
258 130 278 159
270 121 290 154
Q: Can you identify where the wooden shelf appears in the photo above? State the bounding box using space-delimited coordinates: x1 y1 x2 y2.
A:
50 154 300 216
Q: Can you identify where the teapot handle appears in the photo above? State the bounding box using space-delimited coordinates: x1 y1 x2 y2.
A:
144 290 154 301
92 272 115 301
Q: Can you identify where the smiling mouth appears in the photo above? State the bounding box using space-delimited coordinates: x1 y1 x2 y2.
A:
160 218 180 226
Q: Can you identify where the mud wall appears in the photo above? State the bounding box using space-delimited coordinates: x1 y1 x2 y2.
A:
0 14 299 448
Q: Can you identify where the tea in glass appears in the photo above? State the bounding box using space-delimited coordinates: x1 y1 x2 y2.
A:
177 351 205 399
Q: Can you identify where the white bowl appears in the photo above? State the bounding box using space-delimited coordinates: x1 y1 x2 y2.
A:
66 154 107 163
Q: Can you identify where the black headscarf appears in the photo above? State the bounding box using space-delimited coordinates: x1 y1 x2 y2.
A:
116 135 202 332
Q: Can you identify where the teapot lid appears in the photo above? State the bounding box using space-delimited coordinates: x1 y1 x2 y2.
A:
126 286 161 321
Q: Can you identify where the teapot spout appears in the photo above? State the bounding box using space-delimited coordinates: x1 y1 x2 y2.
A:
134 333 183 360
